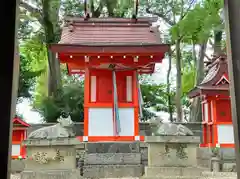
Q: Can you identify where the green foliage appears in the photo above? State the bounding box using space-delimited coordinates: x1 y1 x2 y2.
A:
170 0 223 43
141 82 176 117
20 33 49 106
18 54 43 99
181 50 196 96
18 0 224 123
141 108 156 121
36 80 84 122
61 0 85 16
182 68 196 96
104 0 134 17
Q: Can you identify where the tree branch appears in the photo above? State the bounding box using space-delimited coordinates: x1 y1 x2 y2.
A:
208 39 214 47
180 0 197 20
204 53 211 61
20 1 42 23
91 0 104 18
146 2 175 26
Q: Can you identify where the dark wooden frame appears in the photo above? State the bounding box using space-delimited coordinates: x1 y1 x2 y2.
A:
224 0 240 178
0 0 19 178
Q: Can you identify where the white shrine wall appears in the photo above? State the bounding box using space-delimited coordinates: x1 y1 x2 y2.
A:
217 124 234 144
88 108 135 136
12 144 21 156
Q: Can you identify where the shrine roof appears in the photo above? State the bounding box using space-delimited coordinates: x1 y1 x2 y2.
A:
188 55 229 98
13 117 30 127
50 17 169 54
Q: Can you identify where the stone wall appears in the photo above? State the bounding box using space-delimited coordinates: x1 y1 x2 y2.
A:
197 147 236 171
12 122 204 173
27 122 202 137
19 122 238 174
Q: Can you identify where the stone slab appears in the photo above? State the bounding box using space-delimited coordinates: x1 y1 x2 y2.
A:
140 148 148 161
86 142 140 153
84 153 141 165
83 164 143 178
141 177 236 179
148 143 197 167
202 172 237 177
23 138 84 146
144 136 200 144
24 146 76 170
11 160 25 173
21 169 82 179
140 142 148 148
144 167 205 177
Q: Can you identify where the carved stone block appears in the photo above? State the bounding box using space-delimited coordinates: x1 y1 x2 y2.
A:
21 169 82 179
86 142 140 153
84 153 141 165
146 136 199 167
83 165 143 178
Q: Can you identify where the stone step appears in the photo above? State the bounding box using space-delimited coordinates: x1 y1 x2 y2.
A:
84 153 141 165
141 171 237 179
21 169 82 179
83 164 143 178
201 172 237 177
141 177 236 179
144 166 206 177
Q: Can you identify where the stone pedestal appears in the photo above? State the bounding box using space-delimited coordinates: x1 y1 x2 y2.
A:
21 138 84 179
83 142 143 178
83 152 143 178
143 136 205 178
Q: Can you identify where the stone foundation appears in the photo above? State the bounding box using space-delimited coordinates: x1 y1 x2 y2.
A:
142 136 203 179
21 138 84 179
83 165 143 178
83 153 143 178
21 169 81 179
11 160 25 173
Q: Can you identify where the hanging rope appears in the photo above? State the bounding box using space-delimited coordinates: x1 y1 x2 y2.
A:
136 71 143 119
135 0 139 18
132 0 139 21
112 70 121 136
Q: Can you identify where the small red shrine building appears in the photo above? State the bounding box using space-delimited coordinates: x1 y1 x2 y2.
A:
50 17 169 142
12 117 30 158
188 54 233 148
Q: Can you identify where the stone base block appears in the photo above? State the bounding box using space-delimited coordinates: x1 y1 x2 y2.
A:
11 160 25 173
145 167 205 177
86 142 140 153
141 170 237 179
141 176 236 179
85 153 141 165
202 171 237 178
83 164 143 178
21 169 82 179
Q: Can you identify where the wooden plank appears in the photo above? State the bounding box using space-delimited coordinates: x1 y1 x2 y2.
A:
224 0 240 178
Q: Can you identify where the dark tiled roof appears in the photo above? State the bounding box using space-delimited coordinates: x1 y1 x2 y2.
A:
188 55 229 98
59 17 162 45
200 55 228 87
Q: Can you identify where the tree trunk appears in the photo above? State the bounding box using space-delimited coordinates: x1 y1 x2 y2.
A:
190 42 207 122
47 49 61 96
213 30 223 55
192 42 197 67
175 39 182 122
166 52 173 122
42 0 61 96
